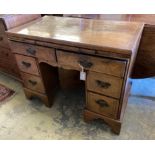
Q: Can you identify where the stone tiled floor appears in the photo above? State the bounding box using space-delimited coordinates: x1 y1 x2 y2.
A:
0 72 155 139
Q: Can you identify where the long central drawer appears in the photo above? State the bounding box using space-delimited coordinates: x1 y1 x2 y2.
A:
57 50 126 77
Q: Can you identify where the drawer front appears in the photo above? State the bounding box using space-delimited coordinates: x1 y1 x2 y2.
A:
15 54 39 75
10 41 57 62
21 72 45 93
87 72 123 99
87 92 119 119
57 50 126 77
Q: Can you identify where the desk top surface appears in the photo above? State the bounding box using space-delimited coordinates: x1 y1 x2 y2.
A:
7 16 144 56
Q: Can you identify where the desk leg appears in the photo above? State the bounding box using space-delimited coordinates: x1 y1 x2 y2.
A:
84 110 122 134
23 88 51 107
39 62 59 107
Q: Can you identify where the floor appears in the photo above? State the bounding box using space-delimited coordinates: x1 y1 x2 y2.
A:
0 72 155 140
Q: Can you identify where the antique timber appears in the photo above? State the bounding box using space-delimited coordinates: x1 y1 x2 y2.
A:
64 14 155 78
7 16 144 134
0 14 41 79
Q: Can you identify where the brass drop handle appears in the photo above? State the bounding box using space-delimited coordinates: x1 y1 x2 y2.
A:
96 99 109 108
78 60 93 68
28 80 37 86
26 47 36 55
22 61 31 68
0 36 3 41
96 80 111 89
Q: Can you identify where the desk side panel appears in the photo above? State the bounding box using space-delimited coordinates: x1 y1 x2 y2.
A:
131 25 155 78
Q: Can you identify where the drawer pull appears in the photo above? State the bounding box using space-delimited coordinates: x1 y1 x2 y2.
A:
21 61 31 68
0 36 3 41
96 80 111 89
78 60 93 68
26 48 36 55
96 99 109 108
28 80 37 86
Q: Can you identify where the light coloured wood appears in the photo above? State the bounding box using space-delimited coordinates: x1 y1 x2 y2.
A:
87 92 119 119
7 16 144 57
63 14 155 78
87 72 123 99
10 41 57 63
57 50 126 77
7 16 144 134
21 72 45 93
130 14 155 25
15 54 39 76
64 14 131 21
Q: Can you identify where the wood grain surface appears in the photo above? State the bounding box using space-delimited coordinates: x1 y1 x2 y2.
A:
7 16 144 57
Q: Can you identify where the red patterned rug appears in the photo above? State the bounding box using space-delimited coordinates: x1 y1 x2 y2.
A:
0 84 15 103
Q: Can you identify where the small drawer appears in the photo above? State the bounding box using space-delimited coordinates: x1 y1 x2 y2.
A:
87 92 119 119
21 72 45 93
15 54 39 75
10 41 57 63
57 50 126 77
87 72 123 99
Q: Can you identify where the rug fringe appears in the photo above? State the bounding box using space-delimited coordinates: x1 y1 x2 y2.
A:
0 83 16 104
0 91 16 105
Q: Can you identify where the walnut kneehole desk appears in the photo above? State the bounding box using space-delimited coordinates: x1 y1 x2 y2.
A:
7 16 144 134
